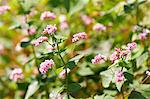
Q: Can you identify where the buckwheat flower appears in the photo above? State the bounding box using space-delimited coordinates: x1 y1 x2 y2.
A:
146 71 150 76
126 42 137 51
59 68 70 79
39 59 55 74
93 23 106 31
50 92 63 99
32 36 48 46
110 51 119 63
139 33 147 40
60 21 69 30
72 32 87 43
0 5 10 14
10 68 24 82
115 70 124 82
81 15 92 25
40 11 56 20
42 25 57 35
28 27 36 35
91 54 106 64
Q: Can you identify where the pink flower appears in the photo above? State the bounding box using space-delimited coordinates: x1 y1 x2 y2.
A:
40 11 56 20
60 21 69 30
93 23 106 31
32 36 48 46
139 33 147 40
10 68 24 81
110 51 120 63
91 54 106 64
115 70 124 82
39 59 55 74
72 32 87 42
126 42 137 51
28 27 36 35
42 25 57 35
0 5 10 14
110 48 129 63
81 15 92 25
59 68 70 79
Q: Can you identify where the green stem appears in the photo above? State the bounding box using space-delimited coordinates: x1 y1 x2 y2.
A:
52 36 70 99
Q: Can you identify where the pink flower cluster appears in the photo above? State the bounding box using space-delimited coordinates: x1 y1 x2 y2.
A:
138 29 150 40
93 23 106 31
72 32 87 42
39 59 55 74
0 5 10 14
40 11 56 20
59 15 69 30
32 36 48 46
28 27 36 35
60 21 69 30
10 68 24 81
59 68 70 79
91 54 106 64
115 70 124 82
42 25 57 35
110 42 137 63
81 15 92 25
125 42 137 51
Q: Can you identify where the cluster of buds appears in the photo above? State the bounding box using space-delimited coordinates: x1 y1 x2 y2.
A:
138 29 150 40
40 11 56 20
9 68 24 82
32 36 48 46
39 59 55 74
110 42 137 63
93 23 106 31
72 32 87 42
59 68 70 79
59 15 69 30
91 54 106 64
42 25 57 35
81 15 92 25
115 70 124 82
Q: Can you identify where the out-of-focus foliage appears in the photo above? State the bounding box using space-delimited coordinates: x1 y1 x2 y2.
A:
0 0 150 99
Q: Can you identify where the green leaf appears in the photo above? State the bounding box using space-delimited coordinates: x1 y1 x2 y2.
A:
64 0 70 12
56 67 64 74
69 0 89 15
115 81 124 92
69 54 84 64
78 67 94 76
20 41 31 48
68 83 81 93
66 61 76 70
25 81 39 99
100 69 113 88
128 91 146 99
124 72 134 83
136 52 148 68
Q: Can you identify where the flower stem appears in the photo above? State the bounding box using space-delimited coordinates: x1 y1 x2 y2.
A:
53 38 70 99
